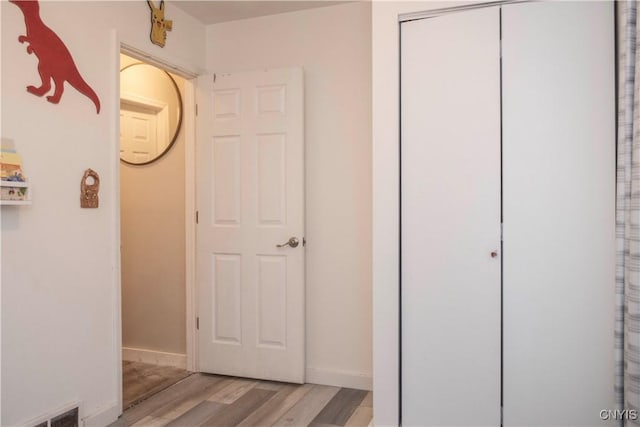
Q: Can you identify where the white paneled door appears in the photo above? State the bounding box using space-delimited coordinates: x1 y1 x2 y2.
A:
400 7 502 426
196 68 305 383
120 108 158 164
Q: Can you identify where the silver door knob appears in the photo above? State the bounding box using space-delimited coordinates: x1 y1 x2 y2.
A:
277 237 299 248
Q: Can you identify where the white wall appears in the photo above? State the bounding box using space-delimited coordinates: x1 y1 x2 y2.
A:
0 1 204 425
206 2 373 390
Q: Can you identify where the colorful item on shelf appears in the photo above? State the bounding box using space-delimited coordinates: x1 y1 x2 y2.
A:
0 149 23 180
0 140 30 204
5 172 26 182
1 185 27 201
10 0 101 114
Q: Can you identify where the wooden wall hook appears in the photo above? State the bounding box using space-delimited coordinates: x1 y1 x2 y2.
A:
80 168 99 208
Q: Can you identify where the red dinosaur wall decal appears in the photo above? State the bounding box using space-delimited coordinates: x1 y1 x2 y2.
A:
10 0 101 114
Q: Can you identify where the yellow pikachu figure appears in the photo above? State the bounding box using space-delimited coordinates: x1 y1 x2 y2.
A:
147 0 172 48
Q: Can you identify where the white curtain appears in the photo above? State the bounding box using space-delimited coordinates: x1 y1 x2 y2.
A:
616 2 640 424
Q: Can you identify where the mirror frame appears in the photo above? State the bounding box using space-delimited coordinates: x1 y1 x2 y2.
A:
119 62 183 166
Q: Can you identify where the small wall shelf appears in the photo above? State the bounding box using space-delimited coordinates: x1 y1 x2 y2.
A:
1 180 31 205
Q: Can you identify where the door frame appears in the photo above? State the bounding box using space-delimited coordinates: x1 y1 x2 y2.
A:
112 38 199 416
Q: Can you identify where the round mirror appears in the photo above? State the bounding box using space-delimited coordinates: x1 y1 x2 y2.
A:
120 62 183 165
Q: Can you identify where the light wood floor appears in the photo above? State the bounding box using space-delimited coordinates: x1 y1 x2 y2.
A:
123 361 193 409
111 369 372 427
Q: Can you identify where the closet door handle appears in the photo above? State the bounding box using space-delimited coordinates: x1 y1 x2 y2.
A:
491 251 498 258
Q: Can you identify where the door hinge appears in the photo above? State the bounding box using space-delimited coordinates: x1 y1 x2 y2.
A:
500 222 503 241
196 211 199 224
501 405 503 425
195 104 198 116
214 73 217 83
196 317 200 330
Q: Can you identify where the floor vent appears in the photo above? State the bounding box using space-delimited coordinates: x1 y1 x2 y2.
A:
30 406 79 427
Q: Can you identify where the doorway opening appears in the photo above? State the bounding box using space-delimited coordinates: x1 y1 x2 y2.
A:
119 51 194 409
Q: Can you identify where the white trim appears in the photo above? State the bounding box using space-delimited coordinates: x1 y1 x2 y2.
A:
399 0 524 22
122 347 187 369
120 43 198 80
372 4 401 424
111 29 124 420
120 91 167 112
306 367 372 391
0 5 3 423
82 402 119 427
184 79 198 372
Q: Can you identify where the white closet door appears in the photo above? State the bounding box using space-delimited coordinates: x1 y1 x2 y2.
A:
401 8 501 425
502 2 615 425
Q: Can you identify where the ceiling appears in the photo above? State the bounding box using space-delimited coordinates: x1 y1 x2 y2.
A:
170 1 353 25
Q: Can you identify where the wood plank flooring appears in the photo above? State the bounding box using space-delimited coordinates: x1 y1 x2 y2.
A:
123 361 193 409
112 370 372 427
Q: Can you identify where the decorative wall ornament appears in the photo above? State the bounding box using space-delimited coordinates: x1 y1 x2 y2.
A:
80 169 99 209
147 0 172 48
9 0 101 114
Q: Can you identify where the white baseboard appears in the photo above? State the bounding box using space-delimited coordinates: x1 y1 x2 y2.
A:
122 347 187 369
306 367 372 391
82 402 119 427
